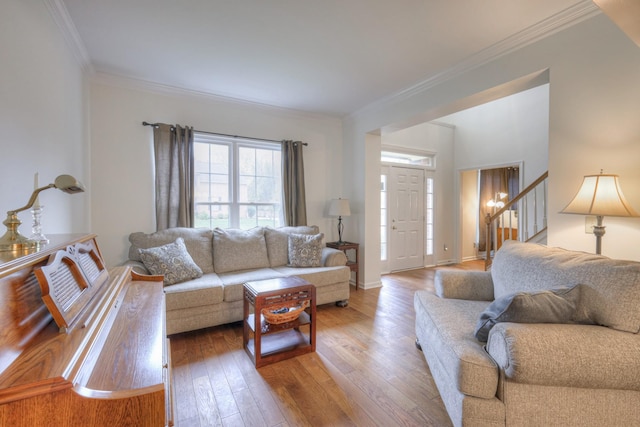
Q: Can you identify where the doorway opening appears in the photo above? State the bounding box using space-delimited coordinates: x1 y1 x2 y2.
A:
460 163 523 262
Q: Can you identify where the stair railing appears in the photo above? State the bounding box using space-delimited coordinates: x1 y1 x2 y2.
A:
484 171 548 270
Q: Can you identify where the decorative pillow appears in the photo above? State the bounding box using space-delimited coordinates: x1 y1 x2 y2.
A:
265 226 319 267
212 227 270 273
474 285 586 342
288 233 324 268
138 237 203 286
128 228 214 273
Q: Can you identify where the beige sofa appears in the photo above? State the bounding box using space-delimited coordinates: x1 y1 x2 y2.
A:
414 240 640 426
126 225 350 335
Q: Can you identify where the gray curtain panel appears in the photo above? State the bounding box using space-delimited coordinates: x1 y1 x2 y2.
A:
153 123 194 230
282 140 307 226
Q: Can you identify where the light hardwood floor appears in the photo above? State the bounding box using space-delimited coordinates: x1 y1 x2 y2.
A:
170 261 483 427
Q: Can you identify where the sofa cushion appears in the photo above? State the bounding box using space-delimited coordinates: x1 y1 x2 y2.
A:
138 238 203 285
288 233 324 267
129 227 214 273
474 285 582 342
492 241 640 333
414 290 498 399
274 265 350 287
212 227 270 273
163 273 224 311
265 226 319 267
218 268 286 302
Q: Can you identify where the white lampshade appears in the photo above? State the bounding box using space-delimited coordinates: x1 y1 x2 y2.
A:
561 174 638 217
329 198 351 217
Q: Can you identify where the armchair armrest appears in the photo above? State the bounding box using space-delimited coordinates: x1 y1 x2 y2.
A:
435 270 494 301
486 323 640 391
322 247 348 267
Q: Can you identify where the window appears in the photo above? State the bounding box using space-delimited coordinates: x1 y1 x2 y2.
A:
381 150 435 168
425 177 434 256
194 133 283 229
380 174 388 261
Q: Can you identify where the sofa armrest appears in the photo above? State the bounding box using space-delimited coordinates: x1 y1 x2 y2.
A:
486 323 640 391
322 247 348 267
435 270 494 301
122 260 150 275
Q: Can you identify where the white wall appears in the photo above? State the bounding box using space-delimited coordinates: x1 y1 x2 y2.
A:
444 84 549 182
460 170 479 261
546 17 640 261
0 1 89 240
345 12 640 286
89 77 344 266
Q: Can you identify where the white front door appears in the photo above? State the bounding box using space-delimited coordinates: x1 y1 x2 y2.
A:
389 166 425 271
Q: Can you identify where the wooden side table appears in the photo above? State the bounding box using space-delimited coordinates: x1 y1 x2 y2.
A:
326 241 359 290
243 276 316 368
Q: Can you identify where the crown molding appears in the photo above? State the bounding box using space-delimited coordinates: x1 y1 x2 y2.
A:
349 1 601 121
43 0 93 73
91 71 341 121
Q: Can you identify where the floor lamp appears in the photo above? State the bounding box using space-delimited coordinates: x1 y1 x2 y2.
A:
561 172 638 255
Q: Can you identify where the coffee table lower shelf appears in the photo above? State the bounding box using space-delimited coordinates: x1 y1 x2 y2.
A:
244 312 314 367
245 328 311 358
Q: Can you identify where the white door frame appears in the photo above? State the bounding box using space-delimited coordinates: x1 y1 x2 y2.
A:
381 163 437 273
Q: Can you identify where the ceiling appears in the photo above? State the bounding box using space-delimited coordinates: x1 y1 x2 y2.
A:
60 0 597 117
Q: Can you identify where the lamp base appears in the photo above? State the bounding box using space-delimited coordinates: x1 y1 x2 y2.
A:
337 216 344 244
0 212 40 253
593 215 605 255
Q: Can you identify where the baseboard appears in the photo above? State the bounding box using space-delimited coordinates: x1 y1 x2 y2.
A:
355 280 382 290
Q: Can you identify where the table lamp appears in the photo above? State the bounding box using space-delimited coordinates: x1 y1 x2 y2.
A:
329 198 351 244
0 174 85 253
560 171 638 254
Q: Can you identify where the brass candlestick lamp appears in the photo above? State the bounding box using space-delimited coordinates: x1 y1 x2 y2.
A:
0 174 85 253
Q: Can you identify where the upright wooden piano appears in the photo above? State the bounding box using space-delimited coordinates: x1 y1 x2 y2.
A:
0 234 173 426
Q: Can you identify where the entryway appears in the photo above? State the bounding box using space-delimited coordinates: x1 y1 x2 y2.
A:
382 165 435 272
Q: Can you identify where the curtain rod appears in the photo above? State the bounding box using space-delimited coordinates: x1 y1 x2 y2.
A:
142 121 307 146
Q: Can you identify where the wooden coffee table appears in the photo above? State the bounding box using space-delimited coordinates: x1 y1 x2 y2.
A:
243 276 316 368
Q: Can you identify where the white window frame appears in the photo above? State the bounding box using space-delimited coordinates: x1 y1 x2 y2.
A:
194 132 283 229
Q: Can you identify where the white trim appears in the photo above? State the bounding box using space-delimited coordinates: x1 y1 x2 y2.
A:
43 0 93 73
357 280 382 290
349 1 600 120
381 144 437 170
90 71 341 120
